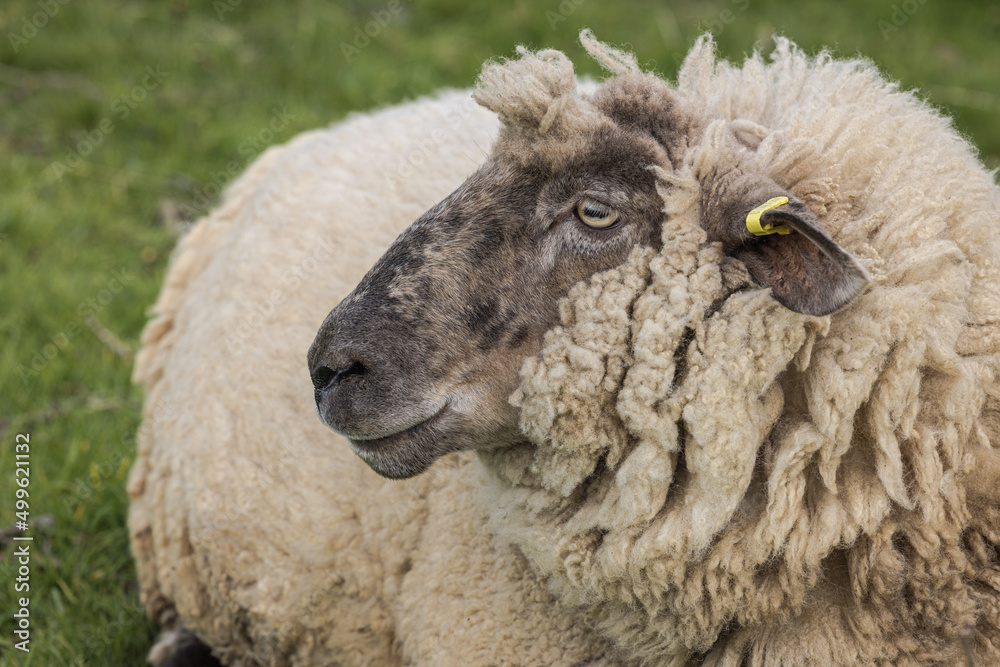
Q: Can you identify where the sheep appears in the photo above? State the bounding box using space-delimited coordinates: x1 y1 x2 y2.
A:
130 31 1000 666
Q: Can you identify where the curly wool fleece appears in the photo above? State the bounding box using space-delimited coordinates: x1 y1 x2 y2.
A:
478 34 1000 664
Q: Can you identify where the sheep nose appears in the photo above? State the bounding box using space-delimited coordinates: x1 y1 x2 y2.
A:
311 360 368 402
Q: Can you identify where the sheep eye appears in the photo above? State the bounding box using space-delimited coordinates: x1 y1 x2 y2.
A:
575 198 620 229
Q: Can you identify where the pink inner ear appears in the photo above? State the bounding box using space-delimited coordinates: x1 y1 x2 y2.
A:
737 231 865 317
761 233 838 294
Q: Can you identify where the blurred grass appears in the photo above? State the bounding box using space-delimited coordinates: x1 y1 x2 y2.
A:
0 0 997 664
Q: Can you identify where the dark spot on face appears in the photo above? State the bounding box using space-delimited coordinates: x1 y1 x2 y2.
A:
470 223 509 259
466 297 516 352
478 314 514 352
466 296 500 334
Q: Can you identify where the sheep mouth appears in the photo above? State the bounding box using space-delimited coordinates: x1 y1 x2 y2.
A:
345 402 457 479
347 402 447 444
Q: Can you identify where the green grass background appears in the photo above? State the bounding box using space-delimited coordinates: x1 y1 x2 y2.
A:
0 0 997 664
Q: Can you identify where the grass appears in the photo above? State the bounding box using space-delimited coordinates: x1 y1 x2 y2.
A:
0 0 997 664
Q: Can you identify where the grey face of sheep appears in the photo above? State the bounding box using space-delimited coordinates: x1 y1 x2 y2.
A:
308 83 869 480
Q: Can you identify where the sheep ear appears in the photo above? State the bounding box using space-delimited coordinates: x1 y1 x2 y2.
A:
729 197 870 316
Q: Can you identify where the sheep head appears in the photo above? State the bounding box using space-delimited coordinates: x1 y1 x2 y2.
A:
307 32 868 480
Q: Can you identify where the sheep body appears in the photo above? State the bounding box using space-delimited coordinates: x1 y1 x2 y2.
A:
130 36 1000 666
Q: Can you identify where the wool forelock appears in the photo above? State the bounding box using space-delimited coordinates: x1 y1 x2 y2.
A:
478 34 1000 664
473 41 587 136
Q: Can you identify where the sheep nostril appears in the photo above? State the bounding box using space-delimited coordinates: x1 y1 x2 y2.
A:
311 361 368 393
311 366 338 392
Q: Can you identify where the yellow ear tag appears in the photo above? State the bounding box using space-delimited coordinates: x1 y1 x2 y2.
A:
746 196 792 236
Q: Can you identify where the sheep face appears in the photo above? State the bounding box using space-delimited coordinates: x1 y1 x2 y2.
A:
309 48 868 480
308 115 671 479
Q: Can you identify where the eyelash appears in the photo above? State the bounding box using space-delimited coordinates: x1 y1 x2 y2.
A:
573 197 623 230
